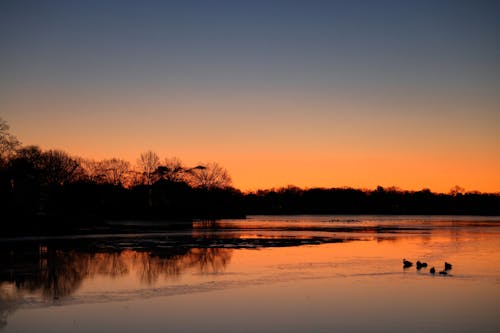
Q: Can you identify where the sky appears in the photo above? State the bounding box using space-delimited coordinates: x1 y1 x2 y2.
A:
1 0 499 192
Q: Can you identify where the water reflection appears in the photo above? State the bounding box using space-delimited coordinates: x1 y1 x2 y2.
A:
135 248 231 284
0 226 349 304
0 285 18 330
0 241 233 301
1 216 500 333
2 216 497 303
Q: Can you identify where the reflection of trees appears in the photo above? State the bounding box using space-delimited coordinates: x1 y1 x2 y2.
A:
5 249 129 300
191 248 231 273
135 248 232 284
41 249 86 299
0 283 19 330
0 242 232 300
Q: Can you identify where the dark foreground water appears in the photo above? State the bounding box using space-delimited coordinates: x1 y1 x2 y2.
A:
1 215 499 333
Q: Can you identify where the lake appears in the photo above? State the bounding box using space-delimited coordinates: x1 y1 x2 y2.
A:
1 215 499 333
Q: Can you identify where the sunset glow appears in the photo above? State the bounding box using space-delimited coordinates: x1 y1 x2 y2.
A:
1 1 499 192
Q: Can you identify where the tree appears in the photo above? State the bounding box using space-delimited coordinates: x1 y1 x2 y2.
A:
101 158 131 186
9 145 44 180
157 157 186 183
39 150 81 185
82 158 131 186
449 185 466 196
137 151 160 185
188 162 232 189
0 117 20 159
79 159 104 184
5 147 81 215
10 147 81 185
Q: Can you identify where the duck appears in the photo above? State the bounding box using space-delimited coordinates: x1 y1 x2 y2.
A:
429 267 436 274
416 261 428 269
403 259 413 268
444 262 452 270
439 270 448 275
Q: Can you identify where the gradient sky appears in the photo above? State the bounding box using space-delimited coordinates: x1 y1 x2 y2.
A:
1 0 499 192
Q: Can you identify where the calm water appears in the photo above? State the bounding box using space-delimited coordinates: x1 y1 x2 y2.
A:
1 215 499 333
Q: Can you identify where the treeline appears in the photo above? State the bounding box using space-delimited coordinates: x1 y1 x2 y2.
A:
1 117 499 233
245 186 500 215
1 118 243 229
0 146 243 223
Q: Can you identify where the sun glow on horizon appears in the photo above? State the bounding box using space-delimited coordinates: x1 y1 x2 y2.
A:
1 1 499 194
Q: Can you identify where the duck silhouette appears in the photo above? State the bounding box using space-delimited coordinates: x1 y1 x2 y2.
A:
416 261 428 269
444 262 452 270
429 267 436 274
403 259 413 268
439 270 448 275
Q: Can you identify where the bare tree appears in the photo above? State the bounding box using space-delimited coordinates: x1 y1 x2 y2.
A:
80 158 131 186
0 117 20 159
39 150 81 185
157 157 186 182
9 145 45 181
9 147 81 186
137 151 160 185
102 158 130 186
99 159 129 185
188 162 232 189
13 145 44 165
79 159 104 183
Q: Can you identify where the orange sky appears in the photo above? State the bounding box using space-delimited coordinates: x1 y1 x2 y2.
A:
4 88 499 193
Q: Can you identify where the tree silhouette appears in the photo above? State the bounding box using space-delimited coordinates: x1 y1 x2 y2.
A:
0 117 20 160
8 145 44 180
82 158 131 186
9 147 81 186
157 157 186 183
137 151 160 185
1 116 499 225
188 162 232 189
39 150 81 186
